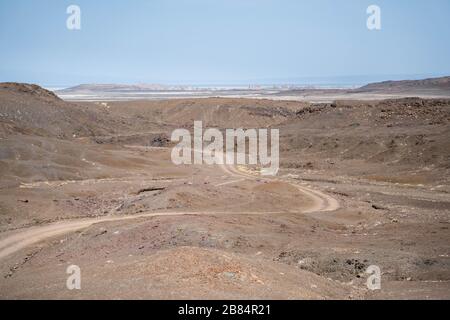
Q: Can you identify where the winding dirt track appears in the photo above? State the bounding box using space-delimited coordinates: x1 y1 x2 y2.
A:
0 163 339 261
221 164 339 213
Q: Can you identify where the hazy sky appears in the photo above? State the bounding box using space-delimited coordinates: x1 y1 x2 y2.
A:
1 0 449 86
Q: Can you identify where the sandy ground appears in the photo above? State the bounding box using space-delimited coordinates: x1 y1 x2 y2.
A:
0 154 355 299
1 144 448 299
0 85 449 299
0 159 336 260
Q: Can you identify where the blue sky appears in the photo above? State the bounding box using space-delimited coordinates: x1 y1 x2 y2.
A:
0 0 449 86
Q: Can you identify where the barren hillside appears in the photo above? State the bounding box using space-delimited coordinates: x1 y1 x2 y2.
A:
0 83 117 138
0 84 449 299
355 76 450 93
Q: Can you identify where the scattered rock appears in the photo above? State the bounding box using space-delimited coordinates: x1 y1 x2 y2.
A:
94 230 107 237
137 187 166 195
222 272 237 280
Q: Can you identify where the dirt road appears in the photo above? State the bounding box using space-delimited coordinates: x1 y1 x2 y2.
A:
0 162 339 260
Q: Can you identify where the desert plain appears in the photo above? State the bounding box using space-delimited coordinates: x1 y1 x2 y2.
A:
0 79 449 299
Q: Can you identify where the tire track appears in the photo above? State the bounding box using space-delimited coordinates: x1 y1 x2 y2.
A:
0 161 339 260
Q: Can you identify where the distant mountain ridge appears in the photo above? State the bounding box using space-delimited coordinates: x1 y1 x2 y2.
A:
57 76 450 94
58 83 198 93
355 76 450 93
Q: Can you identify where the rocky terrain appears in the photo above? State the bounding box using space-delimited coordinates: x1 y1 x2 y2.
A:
0 83 449 299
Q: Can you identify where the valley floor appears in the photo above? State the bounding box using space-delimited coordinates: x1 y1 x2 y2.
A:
0 145 449 299
0 88 449 299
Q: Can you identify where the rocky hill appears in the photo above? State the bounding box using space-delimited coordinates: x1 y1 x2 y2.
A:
355 76 450 94
0 83 113 138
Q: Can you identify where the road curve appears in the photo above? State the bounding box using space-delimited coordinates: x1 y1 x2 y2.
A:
0 163 339 261
220 164 339 213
